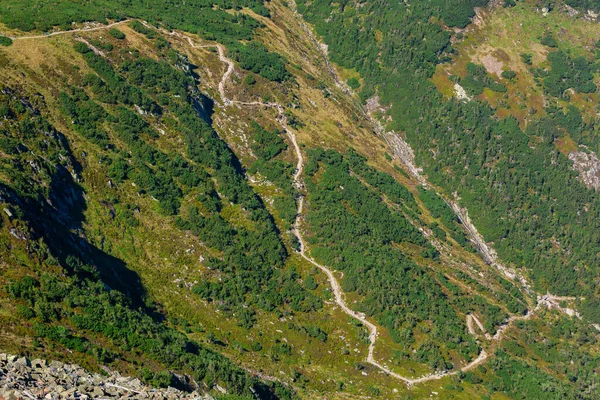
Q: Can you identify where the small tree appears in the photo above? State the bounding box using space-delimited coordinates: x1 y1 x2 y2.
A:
502 70 517 80
304 276 317 290
108 28 126 40
347 77 360 89
244 74 256 85
0 36 13 46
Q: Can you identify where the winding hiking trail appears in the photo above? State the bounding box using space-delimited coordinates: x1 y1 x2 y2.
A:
173 31 519 386
8 20 130 40
14 18 596 388
181 29 600 387
169 29 498 386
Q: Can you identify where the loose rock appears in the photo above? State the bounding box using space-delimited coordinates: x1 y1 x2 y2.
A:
0 353 213 399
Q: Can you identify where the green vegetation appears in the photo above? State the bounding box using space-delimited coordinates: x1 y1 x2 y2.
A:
244 74 256 85
580 298 600 323
0 90 291 398
346 77 360 90
540 33 558 48
108 28 126 40
0 36 13 46
247 122 297 227
430 0 489 28
478 314 599 399
0 0 264 41
417 187 472 249
0 29 305 396
501 70 516 80
2 0 600 397
298 0 600 393
297 0 600 299
0 0 290 83
250 121 287 160
304 149 481 369
542 50 598 97
459 63 506 96
231 42 291 82
565 0 600 12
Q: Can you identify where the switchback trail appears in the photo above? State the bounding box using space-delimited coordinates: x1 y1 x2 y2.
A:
172 30 520 386
180 29 600 386
12 18 593 387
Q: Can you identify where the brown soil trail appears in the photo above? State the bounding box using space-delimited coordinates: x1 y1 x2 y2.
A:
9 20 131 40
174 31 501 386
12 18 594 387
172 18 600 387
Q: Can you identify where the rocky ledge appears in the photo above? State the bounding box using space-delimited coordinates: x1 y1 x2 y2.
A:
0 354 209 399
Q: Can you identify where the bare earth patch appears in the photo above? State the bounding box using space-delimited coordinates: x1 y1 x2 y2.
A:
365 95 390 117
481 53 504 77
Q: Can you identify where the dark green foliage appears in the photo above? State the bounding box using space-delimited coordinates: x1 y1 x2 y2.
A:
89 37 114 51
0 103 13 118
304 149 478 366
305 325 327 342
429 0 489 28
0 36 13 46
289 324 327 342
244 74 256 85
346 77 360 90
157 91 318 317
544 51 597 97
78 48 157 111
129 21 151 35
501 70 516 80
429 222 446 240
460 63 506 96
303 276 317 290
73 42 91 54
418 187 471 248
297 0 600 301
296 3 600 390
11 272 290 397
8 276 40 304
16 305 35 319
231 42 290 82
0 0 263 42
2 37 304 394
246 122 296 227
251 341 262 352
540 33 557 48
150 371 174 388
108 28 126 40
250 122 287 160
272 342 292 357
485 351 575 398
0 95 292 399
565 0 600 12
345 149 416 207
58 92 110 146
580 298 600 324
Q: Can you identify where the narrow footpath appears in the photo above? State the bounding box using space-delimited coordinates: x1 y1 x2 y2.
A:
16 20 594 388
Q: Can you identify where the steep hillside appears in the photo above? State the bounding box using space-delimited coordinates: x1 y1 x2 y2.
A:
0 0 598 399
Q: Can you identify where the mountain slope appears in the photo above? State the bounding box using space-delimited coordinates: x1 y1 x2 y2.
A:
0 0 599 399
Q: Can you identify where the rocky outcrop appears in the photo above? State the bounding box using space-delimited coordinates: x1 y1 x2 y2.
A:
0 354 210 400
568 149 600 191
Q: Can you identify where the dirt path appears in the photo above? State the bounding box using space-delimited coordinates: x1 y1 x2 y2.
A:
9 20 130 40
173 31 502 386
12 18 595 387
137 26 600 387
